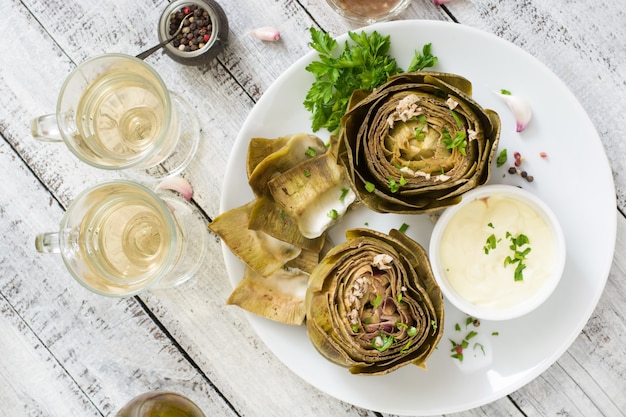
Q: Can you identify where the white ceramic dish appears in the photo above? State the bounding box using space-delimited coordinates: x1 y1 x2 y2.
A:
219 20 616 415
429 184 567 321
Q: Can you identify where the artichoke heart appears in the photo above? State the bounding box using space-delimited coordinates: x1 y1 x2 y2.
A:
339 71 501 214
305 228 444 375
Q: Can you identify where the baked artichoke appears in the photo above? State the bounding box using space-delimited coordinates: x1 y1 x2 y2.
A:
305 228 444 375
338 71 501 213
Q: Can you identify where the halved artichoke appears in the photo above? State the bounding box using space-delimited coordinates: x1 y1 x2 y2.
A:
338 71 501 213
305 228 444 375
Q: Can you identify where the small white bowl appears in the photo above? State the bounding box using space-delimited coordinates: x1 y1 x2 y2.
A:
429 184 566 321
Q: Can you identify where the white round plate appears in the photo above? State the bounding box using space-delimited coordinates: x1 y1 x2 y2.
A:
219 20 616 415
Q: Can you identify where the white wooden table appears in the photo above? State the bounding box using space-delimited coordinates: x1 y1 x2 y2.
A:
1 0 624 416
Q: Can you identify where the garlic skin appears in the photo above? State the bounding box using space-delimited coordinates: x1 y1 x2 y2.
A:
251 27 281 42
156 176 193 201
495 91 532 132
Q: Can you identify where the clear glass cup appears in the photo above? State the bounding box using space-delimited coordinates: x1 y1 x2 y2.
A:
116 392 206 417
325 0 412 25
31 53 200 180
35 180 208 297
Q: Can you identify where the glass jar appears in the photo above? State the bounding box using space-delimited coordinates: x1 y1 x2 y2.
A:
325 0 412 25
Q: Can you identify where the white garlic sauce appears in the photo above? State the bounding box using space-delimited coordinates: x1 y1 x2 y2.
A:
440 193 556 310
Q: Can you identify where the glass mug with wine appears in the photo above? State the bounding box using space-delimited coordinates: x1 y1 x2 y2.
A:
31 53 200 180
35 180 208 296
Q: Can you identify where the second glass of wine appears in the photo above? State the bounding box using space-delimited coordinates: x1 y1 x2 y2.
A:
35 180 208 297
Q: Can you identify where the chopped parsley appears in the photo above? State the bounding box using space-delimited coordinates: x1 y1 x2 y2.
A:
372 333 395 352
326 209 339 220
398 222 409 233
442 128 467 156
388 175 407 193
365 181 376 193
504 232 531 281
305 146 318 157
496 148 508 167
339 187 350 201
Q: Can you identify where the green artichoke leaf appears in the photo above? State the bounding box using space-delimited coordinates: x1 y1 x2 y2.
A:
208 200 301 277
248 194 325 252
267 141 356 239
228 266 309 325
247 133 328 197
246 136 290 179
305 228 444 375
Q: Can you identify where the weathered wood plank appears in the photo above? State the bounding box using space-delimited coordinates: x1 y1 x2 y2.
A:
0 140 238 415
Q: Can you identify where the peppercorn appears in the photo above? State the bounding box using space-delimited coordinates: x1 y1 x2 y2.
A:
168 3 213 53
508 167 516 175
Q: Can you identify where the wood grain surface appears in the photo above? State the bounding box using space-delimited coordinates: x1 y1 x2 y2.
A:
0 0 624 416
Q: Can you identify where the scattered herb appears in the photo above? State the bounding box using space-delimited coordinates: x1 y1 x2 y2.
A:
327 209 339 220
399 222 409 233
372 294 383 308
305 146 318 157
496 148 508 167
365 181 376 193
483 233 497 254
414 114 427 140
372 333 395 352
339 187 350 201
431 320 438 331
442 128 467 156
504 232 531 281
388 175 407 193
304 27 437 133
492 331 499 336
352 324 359 332
304 170 311 177
500 89 512 95
407 326 418 337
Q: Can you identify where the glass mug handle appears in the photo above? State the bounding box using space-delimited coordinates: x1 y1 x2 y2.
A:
35 232 61 253
31 114 63 142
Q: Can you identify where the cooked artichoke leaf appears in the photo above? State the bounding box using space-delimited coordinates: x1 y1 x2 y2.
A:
305 228 444 375
227 266 309 325
267 151 356 239
208 201 301 277
248 194 325 252
246 136 290 179
248 133 328 197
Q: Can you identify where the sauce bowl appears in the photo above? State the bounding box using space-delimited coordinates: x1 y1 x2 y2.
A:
429 184 566 321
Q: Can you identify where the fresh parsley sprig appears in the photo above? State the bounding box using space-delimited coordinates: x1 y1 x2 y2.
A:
304 27 437 134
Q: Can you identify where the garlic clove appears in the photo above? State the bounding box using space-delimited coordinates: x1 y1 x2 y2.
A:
495 91 532 132
156 176 193 201
251 27 281 42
